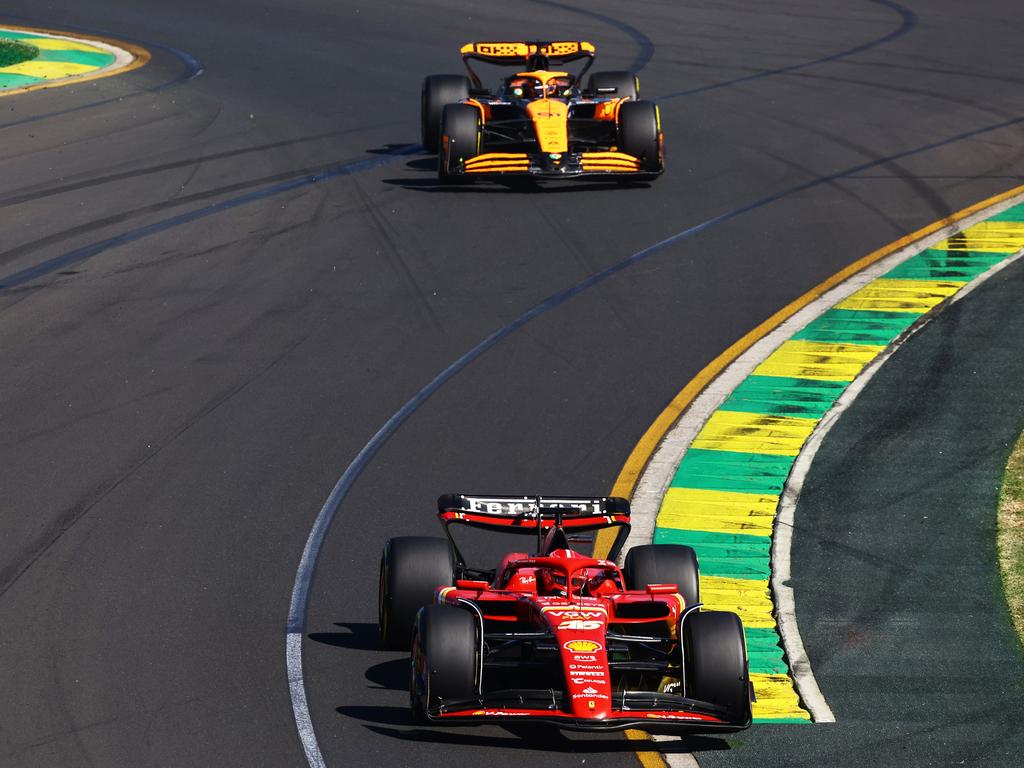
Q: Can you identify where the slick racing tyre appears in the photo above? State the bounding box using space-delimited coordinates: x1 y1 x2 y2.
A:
411 604 478 723
683 610 752 726
623 543 700 608
618 100 663 175
587 70 639 101
379 536 454 650
438 103 481 182
421 74 470 152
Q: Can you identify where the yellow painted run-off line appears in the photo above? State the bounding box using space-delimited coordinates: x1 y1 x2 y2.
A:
593 181 1024 767
0 23 149 97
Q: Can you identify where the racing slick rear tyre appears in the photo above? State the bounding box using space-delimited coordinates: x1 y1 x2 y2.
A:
684 610 752 726
587 70 639 101
421 74 471 152
411 604 478 723
618 100 663 175
623 544 700 607
379 536 454 650
438 103 481 183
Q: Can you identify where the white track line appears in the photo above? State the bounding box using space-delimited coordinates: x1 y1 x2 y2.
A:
624 190 1024 765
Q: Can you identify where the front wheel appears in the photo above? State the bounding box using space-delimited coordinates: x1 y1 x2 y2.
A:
438 103 481 182
618 100 663 174
410 605 479 723
684 610 752 726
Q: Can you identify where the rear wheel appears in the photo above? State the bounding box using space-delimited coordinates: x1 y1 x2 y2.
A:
623 543 700 608
421 75 470 152
378 536 454 650
410 604 478 723
618 100 663 174
587 70 639 101
684 610 752 725
438 103 481 182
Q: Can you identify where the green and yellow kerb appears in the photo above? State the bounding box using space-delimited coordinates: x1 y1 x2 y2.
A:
654 203 1024 722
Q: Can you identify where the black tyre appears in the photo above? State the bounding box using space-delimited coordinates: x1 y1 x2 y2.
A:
618 100 662 173
684 610 752 725
411 604 478 723
438 103 481 181
378 536 454 650
623 543 700 608
587 70 639 101
421 74 471 152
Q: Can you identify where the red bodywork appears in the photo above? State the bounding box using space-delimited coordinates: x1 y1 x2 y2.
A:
411 495 746 732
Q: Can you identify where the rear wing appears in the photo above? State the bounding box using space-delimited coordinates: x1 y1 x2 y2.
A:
438 493 631 563
458 41 596 88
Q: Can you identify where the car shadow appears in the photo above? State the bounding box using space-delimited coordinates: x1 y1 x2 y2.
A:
308 621 380 651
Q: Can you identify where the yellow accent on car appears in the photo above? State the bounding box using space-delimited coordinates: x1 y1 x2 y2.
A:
526 98 569 153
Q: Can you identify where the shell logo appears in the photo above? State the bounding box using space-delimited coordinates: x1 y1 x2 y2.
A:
563 639 603 653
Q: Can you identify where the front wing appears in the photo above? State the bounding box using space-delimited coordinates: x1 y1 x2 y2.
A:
456 151 660 179
423 691 750 733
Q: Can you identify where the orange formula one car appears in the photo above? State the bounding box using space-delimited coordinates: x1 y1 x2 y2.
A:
421 41 664 182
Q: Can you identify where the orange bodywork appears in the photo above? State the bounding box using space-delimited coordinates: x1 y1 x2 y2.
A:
526 98 569 153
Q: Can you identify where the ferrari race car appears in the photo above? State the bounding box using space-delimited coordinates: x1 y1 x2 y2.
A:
378 494 753 732
420 41 664 182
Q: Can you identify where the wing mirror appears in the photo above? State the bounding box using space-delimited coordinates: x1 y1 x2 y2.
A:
646 583 679 595
456 579 491 590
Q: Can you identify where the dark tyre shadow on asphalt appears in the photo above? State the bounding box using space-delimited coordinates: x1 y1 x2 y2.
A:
308 621 379 650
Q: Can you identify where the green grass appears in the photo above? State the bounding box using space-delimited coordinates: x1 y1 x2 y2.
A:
0 37 39 67
998 429 1024 647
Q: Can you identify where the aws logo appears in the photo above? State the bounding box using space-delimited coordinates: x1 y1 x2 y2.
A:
563 639 603 653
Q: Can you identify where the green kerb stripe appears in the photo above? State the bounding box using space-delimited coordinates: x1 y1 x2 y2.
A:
35 49 114 67
746 626 788 674
671 448 793 495
0 73 37 88
986 203 1024 222
718 375 846 419
654 528 771 579
792 308 918 346
883 248 1006 281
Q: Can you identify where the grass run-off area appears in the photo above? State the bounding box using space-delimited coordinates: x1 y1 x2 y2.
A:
999 428 1024 647
0 37 39 67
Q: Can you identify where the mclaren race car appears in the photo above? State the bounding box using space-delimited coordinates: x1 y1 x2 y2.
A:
420 41 664 182
378 494 752 732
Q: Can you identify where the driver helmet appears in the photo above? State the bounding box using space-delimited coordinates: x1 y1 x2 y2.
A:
538 566 586 596
507 77 538 99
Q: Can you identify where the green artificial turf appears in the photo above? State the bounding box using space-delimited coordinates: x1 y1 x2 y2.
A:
998 428 1024 647
0 37 39 67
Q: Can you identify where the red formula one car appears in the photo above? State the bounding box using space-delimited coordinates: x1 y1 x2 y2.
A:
378 494 752 732
420 41 664 182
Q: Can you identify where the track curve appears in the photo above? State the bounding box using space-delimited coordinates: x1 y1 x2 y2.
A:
1 1 1023 767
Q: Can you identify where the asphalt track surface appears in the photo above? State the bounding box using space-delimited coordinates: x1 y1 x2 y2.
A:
1 1 1023 766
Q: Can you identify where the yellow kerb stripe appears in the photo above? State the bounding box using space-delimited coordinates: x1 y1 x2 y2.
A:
753 339 885 382
1 61 97 78
934 220 1024 253
690 409 819 456
834 278 964 313
24 38 109 53
660 487 778 537
751 673 812 720
701 575 776 628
